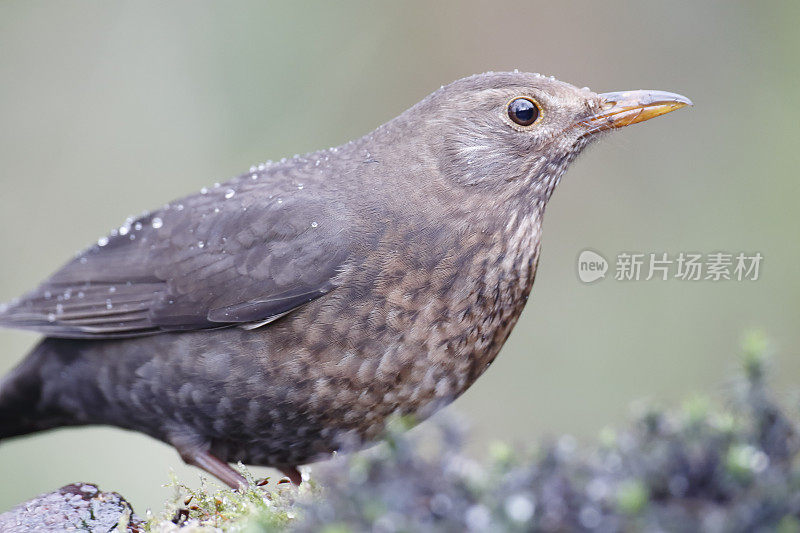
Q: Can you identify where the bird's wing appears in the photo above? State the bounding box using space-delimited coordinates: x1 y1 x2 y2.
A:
0 176 353 338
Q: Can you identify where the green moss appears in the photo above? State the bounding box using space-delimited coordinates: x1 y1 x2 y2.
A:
615 480 649 515
145 467 308 532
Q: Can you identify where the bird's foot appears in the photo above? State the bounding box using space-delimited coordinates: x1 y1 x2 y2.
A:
279 466 302 486
178 447 249 490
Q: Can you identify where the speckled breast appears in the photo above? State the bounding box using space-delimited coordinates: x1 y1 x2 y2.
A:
204 207 544 467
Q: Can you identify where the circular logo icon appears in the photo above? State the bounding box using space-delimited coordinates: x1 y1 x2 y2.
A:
577 250 608 283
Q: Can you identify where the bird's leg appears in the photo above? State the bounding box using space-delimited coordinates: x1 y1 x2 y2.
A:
178 447 248 489
280 466 302 485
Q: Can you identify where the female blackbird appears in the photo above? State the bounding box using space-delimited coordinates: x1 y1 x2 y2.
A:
0 72 690 487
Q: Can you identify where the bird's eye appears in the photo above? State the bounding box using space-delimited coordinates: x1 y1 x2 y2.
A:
507 97 540 126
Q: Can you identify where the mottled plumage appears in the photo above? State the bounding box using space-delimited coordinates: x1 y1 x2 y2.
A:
0 72 690 487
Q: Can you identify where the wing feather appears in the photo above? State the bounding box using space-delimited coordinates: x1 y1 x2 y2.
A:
0 171 353 339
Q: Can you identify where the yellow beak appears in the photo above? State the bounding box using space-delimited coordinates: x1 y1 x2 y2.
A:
582 90 692 131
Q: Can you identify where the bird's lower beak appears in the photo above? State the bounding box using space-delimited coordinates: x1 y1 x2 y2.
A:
580 90 692 132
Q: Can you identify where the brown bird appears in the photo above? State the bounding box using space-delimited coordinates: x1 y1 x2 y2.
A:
0 72 690 488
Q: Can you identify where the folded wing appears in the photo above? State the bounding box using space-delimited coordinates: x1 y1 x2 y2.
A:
0 178 352 339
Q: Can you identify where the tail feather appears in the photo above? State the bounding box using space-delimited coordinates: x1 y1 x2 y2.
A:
0 340 72 440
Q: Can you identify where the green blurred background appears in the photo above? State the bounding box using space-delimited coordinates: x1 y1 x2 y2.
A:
1 1 798 514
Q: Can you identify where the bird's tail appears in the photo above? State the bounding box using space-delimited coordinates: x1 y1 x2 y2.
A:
0 340 70 441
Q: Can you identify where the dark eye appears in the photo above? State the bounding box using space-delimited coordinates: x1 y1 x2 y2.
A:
507 97 540 126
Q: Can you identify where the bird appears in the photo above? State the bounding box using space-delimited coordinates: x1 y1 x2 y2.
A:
0 72 691 488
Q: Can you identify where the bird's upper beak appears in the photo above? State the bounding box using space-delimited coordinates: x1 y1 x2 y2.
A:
580 90 692 132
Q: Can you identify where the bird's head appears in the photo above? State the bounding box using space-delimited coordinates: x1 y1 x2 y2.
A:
409 71 691 199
